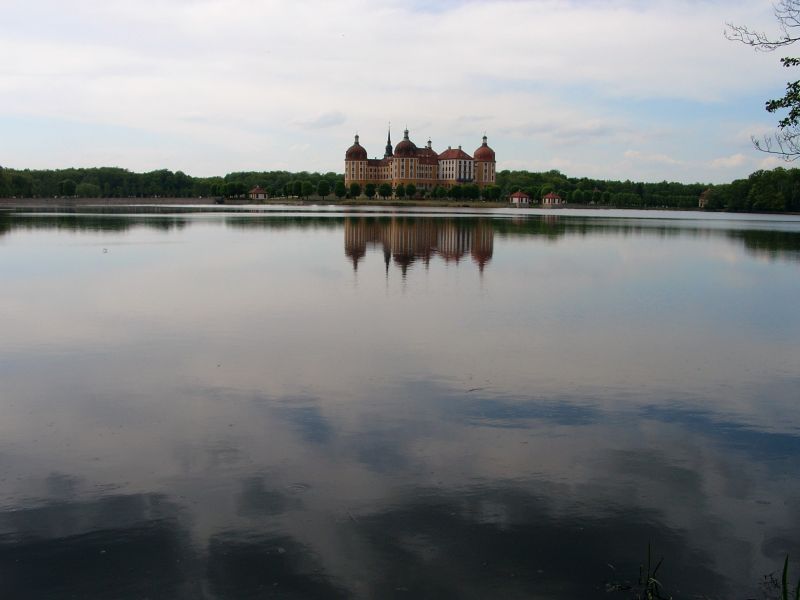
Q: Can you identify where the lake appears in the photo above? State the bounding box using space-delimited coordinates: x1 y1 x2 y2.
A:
1 207 799 599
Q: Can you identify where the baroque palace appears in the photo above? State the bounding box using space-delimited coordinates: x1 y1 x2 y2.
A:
344 129 496 193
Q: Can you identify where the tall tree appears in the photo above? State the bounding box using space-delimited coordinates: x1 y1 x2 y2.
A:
463 184 479 200
59 179 76 197
727 1 800 158
365 183 376 199
317 180 330 199
301 180 314 199
349 182 361 198
395 183 406 199
405 183 417 198
378 183 392 200
334 181 347 199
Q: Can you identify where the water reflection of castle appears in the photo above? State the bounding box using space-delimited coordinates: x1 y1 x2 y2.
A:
344 217 494 275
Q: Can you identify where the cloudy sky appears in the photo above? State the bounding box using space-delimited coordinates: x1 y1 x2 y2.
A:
0 0 793 183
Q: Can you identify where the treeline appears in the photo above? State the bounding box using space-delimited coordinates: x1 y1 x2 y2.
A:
497 166 800 211
497 170 705 208
702 167 800 212
0 166 342 200
1 164 799 212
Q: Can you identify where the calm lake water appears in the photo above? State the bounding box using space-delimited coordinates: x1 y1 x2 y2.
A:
1 207 799 599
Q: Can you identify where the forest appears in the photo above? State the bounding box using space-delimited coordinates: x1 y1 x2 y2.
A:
0 164 799 212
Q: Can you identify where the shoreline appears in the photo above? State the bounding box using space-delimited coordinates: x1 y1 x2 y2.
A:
1 197 798 216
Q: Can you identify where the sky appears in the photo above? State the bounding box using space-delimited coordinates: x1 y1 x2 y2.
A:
0 0 794 183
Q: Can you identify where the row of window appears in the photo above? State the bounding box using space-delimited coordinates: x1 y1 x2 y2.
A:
347 161 494 183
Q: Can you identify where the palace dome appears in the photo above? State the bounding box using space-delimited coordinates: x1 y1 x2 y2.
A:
394 129 418 158
474 135 495 161
345 134 368 161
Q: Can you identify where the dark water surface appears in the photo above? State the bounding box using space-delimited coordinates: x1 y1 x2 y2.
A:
1 208 799 599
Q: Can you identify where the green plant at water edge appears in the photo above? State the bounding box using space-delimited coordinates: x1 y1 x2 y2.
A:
637 543 670 600
757 555 800 600
605 544 671 599
786 554 800 600
766 555 800 600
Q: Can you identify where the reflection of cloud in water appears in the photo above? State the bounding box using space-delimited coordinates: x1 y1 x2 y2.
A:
207 532 349 599
273 401 335 446
1 212 800 598
0 491 345 599
641 404 800 466
344 485 729 599
236 476 302 517
0 486 736 599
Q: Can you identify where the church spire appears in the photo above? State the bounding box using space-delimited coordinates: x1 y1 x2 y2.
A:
384 124 393 158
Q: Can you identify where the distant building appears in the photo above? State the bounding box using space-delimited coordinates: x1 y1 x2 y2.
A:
344 128 497 194
542 192 564 206
509 191 530 206
698 188 711 208
249 186 268 201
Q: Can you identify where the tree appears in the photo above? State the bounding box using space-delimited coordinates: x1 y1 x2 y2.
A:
349 182 361 198
59 179 76 197
378 183 392 200
292 180 302 197
482 185 501 201
395 183 406 199
335 181 347 199
11 173 33 198
301 180 314 199
727 1 800 159
405 183 417 198
76 182 101 198
365 182 376 199
450 185 463 199
317 180 330 199
463 184 480 200
0 168 10 197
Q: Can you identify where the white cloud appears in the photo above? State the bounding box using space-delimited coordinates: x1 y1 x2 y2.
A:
0 0 788 182
294 112 348 130
624 150 683 165
710 153 748 168
758 155 789 170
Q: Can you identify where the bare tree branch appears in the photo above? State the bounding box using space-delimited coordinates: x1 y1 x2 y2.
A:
752 128 800 160
725 0 800 50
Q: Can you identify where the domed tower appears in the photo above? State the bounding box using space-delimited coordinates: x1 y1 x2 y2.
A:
473 134 496 188
392 129 419 188
345 134 368 189
416 139 439 192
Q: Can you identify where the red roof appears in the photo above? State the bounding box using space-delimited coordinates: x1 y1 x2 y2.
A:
543 192 562 199
345 134 368 161
417 145 439 165
250 186 266 194
346 144 368 161
474 136 495 161
438 147 473 161
394 129 418 158
510 191 530 198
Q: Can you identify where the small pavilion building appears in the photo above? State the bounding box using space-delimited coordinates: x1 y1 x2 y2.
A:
249 186 268 201
509 191 530 206
542 192 564 206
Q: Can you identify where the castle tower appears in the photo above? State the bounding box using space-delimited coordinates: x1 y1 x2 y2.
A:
473 134 496 187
